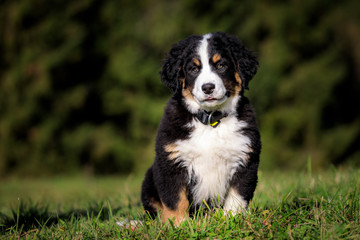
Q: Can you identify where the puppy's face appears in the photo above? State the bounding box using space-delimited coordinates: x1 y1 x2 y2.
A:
161 32 258 113
182 34 241 111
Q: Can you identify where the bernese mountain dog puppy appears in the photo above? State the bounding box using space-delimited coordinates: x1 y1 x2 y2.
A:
141 32 261 226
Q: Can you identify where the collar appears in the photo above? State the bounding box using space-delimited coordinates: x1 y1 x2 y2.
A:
195 110 228 128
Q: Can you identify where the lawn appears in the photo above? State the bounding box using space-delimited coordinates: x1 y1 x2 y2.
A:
0 167 359 239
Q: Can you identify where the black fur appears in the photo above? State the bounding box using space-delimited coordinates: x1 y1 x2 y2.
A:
161 35 203 93
142 32 261 222
208 32 258 90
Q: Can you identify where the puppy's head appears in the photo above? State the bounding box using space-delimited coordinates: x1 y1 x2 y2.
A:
161 32 258 113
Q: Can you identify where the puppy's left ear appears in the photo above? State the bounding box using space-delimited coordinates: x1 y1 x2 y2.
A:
227 36 259 90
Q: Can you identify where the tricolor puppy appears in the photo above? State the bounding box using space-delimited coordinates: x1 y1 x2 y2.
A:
141 32 261 225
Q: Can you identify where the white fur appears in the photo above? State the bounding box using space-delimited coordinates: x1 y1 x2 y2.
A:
223 188 248 214
173 115 251 205
192 34 228 112
177 33 250 209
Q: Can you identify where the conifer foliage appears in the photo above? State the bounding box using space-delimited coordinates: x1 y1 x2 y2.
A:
0 0 359 176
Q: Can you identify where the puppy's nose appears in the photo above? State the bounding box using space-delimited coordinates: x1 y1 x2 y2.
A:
201 83 215 94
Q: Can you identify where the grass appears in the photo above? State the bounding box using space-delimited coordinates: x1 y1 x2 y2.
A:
0 167 359 239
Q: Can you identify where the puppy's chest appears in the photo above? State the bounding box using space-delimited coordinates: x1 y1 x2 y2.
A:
172 117 251 203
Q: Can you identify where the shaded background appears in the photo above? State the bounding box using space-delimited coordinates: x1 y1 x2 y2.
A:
1 0 359 177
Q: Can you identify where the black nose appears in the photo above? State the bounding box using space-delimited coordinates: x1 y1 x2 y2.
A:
201 83 215 94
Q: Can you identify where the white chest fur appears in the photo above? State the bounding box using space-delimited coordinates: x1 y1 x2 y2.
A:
173 115 251 205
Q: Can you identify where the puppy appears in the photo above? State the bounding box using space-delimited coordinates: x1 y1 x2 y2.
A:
141 32 261 225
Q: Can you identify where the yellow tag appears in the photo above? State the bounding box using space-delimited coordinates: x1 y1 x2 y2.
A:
210 121 219 127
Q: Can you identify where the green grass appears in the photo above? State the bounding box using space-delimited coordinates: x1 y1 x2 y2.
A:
1 167 359 239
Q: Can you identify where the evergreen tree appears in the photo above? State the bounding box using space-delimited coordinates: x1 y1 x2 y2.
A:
0 0 359 176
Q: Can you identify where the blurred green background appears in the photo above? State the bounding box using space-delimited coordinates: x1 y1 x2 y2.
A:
1 0 359 178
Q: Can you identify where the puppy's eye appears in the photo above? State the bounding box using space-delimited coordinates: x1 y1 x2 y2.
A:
216 63 225 70
191 66 200 73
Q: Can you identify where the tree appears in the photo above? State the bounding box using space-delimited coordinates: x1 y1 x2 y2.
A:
0 0 359 177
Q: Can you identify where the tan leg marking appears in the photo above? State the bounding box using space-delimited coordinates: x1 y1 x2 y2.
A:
161 188 189 226
149 198 163 212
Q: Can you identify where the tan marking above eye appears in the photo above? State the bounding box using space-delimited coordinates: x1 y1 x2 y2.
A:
212 53 221 63
193 58 201 66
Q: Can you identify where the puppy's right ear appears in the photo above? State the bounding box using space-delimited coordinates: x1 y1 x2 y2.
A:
161 35 202 93
160 47 183 93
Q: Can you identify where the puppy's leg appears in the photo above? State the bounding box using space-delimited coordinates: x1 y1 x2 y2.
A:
152 160 189 225
141 167 162 218
160 187 189 226
142 165 189 226
223 187 248 215
224 159 259 215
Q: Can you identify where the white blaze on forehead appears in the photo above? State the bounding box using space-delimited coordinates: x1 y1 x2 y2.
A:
198 34 212 71
191 34 227 111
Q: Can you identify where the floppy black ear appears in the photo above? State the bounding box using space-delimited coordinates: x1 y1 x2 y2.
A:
161 35 202 93
225 34 259 90
160 48 183 93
